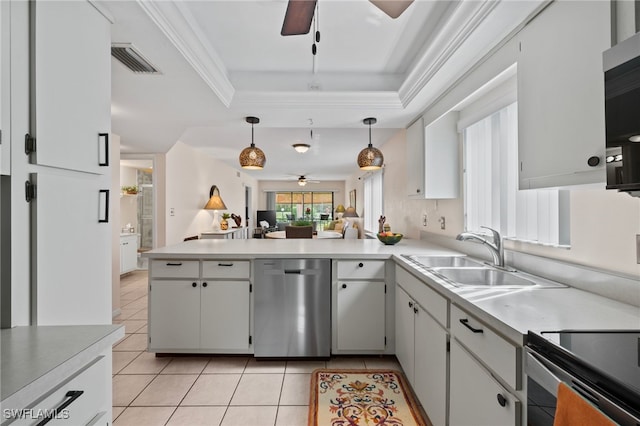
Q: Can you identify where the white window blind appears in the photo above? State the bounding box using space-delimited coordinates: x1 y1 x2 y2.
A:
363 171 383 232
463 102 570 246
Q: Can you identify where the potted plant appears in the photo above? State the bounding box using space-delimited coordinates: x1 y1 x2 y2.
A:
220 213 231 230
293 220 312 227
121 185 139 195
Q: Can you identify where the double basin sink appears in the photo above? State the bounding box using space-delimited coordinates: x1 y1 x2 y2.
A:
404 255 565 289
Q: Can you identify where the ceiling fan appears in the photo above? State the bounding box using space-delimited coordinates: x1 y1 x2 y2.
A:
281 0 414 36
296 175 320 186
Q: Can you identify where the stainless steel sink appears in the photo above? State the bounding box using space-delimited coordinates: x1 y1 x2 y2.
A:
434 267 536 288
406 255 483 268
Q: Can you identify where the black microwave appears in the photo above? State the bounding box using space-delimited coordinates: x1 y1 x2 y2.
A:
603 33 640 195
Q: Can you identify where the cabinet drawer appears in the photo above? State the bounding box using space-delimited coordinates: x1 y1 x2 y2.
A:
451 304 520 389
15 356 107 426
202 260 250 279
151 260 199 278
396 267 448 327
337 260 385 279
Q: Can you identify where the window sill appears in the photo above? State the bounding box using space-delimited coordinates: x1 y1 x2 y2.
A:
504 237 571 250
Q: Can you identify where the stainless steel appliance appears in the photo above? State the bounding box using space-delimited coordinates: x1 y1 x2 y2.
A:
603 33 640 195
526 330 640 426
254 259 331 357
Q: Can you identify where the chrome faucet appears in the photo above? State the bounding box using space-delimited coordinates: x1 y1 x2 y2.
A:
456 226 507 269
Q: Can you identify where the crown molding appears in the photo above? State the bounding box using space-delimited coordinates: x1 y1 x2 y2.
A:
399 0 500 107
136 0 235 107
233 91 403 110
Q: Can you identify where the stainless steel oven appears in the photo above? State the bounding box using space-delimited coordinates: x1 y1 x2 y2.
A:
525 330 640 426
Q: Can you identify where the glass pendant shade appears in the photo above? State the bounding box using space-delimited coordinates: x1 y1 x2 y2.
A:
239 117 266 169
357 117 384 170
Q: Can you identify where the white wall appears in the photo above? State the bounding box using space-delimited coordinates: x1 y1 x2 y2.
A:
165 142 258 245
119 165 137 232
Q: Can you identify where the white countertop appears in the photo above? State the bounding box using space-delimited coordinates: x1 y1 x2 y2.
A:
1 325 124 409
144 238 640 347
201 227 245 235
394 256 640 345
143 238 461 259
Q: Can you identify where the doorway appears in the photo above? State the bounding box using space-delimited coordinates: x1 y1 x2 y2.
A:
120 158 154 268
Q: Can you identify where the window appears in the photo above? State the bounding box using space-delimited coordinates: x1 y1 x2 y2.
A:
463 102 570 246
363 171 383 232
267 191 334 222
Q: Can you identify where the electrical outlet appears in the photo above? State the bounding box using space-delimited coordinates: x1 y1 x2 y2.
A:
170 208 175 217
439 216 446 230
422 214 427 227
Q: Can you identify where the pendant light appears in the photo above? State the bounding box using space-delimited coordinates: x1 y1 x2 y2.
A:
239 116 266 169
357 117 384 170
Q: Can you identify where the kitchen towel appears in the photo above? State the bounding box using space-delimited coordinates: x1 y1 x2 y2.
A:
553 382 615 426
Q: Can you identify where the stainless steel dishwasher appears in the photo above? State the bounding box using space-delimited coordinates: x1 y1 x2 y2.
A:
254 259 331 357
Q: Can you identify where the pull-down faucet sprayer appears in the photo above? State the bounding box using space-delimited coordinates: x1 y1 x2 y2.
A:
456 226 507 269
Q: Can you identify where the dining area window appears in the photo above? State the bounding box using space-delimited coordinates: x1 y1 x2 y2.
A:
269 191 335 222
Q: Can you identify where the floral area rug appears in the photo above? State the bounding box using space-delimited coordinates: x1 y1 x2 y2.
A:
308 369 428 426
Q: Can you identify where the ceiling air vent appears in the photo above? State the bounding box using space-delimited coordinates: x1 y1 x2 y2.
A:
111 43 160 74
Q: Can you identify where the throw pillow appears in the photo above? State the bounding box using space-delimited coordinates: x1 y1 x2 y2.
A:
334 221 345 232
326 220 337 230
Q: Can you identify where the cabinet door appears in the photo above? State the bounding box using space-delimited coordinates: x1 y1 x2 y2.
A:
449 339 520 426
414 305 448 426
336 281 385 351
200 281 250 351
32 1 111 174
395 286 415 383
32 171 110 325
0 1 9 176
150 280 200 350
120 237 137 274
406 118 425 198
517 1 609 189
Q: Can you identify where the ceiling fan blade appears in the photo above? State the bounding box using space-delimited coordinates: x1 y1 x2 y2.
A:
369 0 414 19
281 0 317 36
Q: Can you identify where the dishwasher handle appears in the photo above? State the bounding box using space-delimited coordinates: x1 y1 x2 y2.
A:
284 269 302 274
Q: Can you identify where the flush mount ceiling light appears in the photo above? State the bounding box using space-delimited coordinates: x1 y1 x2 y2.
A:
239 117 266 170
293 143 311 153
357 117 384 170
629 135 640 142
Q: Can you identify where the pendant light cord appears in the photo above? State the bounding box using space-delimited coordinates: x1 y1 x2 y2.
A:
368 120 373 148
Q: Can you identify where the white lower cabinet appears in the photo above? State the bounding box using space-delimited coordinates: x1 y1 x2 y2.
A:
336 280 385 351
449 338 521 426
395 284 448 426
120 234 137 274
149 280 201 350
149 259 252 353
200 281 250 351
333 260 387 353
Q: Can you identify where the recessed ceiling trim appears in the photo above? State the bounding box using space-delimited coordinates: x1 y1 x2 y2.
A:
233 91 403 109
136 0 235 107
399 0 499 107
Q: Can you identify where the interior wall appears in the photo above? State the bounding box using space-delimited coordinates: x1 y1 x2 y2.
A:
165 142 258 245
119 166 137 232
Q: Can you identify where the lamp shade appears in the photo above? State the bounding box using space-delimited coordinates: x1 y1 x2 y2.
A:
335 204 345 213
357 117 384 170
203 185 227 210
239 116 266 169
343 206 359 218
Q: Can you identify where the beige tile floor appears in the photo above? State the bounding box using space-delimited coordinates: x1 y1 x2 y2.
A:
113 271 403 426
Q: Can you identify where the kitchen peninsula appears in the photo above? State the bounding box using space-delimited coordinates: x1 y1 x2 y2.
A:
143 238 640 426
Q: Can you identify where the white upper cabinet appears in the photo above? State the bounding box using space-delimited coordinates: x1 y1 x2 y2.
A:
517 0 609 189
407 113 459 199
32 1 111 174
